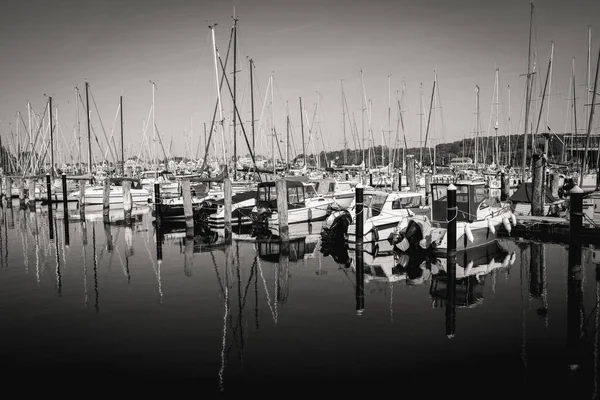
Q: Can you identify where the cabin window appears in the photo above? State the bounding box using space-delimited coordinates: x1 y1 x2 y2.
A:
288 186 304 204
269 186 277 200
392 196 422 209
433 186 447 201
258 186 277 201
456 186 469 203
305 185 317 198
474 186 486 203
328 182 336 193
338 183 351 191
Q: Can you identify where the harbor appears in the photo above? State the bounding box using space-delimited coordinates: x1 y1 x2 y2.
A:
2 0 600 397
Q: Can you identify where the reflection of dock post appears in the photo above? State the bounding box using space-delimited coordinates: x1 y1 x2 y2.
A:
567 238 583 371
102 179 110 223
446 184 457 338
122 180 132 223
182 179 194 234
500 172 510 201
531 153 543 216
570 186 583 243
28 179 36 211
6 177 13 208
79 180 86 217
223 177 232 244
46 174 54 240
276 179 289 242
407 155 416 192
355 183 365 315
183 235 193 277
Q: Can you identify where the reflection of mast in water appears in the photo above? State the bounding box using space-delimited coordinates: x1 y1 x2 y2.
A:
254 255 259 331
144 224 163 303
20 210 28 273
92 222 99 313
124 225 132 283
593 261 599 399
256 255 277 324
218 280 229 392
54 217 61 296
82 221 88 308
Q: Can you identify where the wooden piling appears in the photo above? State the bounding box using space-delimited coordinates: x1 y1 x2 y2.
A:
424 174 432 206
355 183 364 315
398 171 402 191
549 172 560 199
445 184 457 336
46 174 53 240
369 173 373 187
19 179 25 208
153 183 161 220
500 172 510 201
407 156 416 192
102 179 110 223
276 179 289 241
79 180 86 217
570 185 583 244
223 177 232 244
122 180 132 223
61 173 68 217
531 154 543 216
28 179 36 211
182 179 194 234
6 177 12 208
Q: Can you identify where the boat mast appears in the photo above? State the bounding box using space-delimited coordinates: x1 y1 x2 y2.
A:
521 2 534 182
494 68 500 166
270 74 275 176
286 102 290 170
49 96 54 178
250 59 255 156
572 58 578 167
120 95 124 175
300 97 305 167
232 11 238 181
387 74 392 170
419 82 423 166
475 85 479 168
151 80 157 171
580 45 600 185
508 84 511 166
85 82 92 174
209 24 227 176
341 80 348 165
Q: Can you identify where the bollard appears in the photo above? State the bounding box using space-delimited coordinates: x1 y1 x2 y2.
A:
223 178 232 244
46 174 53 240
181 179 194 233
102 179 110 223
19 179 25 208
355 183 364 315
500 172 510 201
276 179 289 242
79 180 86 217
6 177 12 208
28 179 36 211
570 186 583 244
531 154 543 216
122 180 132 223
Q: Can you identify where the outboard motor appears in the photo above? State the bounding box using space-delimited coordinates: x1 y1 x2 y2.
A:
250 201 272 237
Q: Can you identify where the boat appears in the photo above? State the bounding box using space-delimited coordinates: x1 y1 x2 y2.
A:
76 178 150 205
206 190 257 229
391 181 515 256
310 178 356 209
156 196 204 220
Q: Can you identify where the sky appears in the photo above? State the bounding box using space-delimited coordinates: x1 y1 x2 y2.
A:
0 0 599 165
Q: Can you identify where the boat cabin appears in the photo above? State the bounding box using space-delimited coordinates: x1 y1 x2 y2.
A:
256 179 318 210
430 181 488 224
311 179 355 196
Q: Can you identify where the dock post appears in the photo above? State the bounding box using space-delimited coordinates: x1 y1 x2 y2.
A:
102 179 110 223
182 179 194 235
531 153 543 216
500 172 510 201
223 177 232 244
407 155 416 192
122 180 132 224
398 171 402 191
355 183 364 315
19 179 25 209
446 184 457 337
79 180 86 217
276 179 289 242
28 179 36 211
425 174 432 206
369 173 373 187
550 172 560 199
153 183 161 221
46 173 53 240
61 173 68 216
570 186 583 244
6 177 12 208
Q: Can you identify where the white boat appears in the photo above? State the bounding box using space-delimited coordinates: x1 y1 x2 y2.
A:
311 178 356 209
76 178 150 205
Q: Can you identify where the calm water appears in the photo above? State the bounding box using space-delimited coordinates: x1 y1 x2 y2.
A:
0 202 599 397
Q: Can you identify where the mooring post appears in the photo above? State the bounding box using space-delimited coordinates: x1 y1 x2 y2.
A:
369 173 373 187
28 179 36 211
153 182 161 222
446 183 457 337
407 156 416 192
398 171 403 191
19 179 25 209
102 179 110 223
46 173 53 240
570 185 583 243
122 180 132 224
61 173 68 215
531 154 543 216
182 179 194 234
275 179 289 242
425 174 432 206
500 172 510 201
550 172 560 199
223 177 232 244
79 180 86 217
355 182 364 315
6 177 12 208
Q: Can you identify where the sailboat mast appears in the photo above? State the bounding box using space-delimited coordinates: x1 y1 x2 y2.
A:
572 58 578 166
232 12 238 181
270 74 275 176
580 45 600 185
419 82 423 165
49 96 54 178
521 2 534 182
120 95 124 175
209 24 227 175
475 85 480 168
286 102 290 169
250 59 255 155
494 69 500 166
360 69 365 167
85 82 92 174
300 97 305 167
508 84 511 166
388 74 392 169
151 80 157 171
341 80 347 165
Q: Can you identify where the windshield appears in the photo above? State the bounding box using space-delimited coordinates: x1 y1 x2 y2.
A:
304 184 318 198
